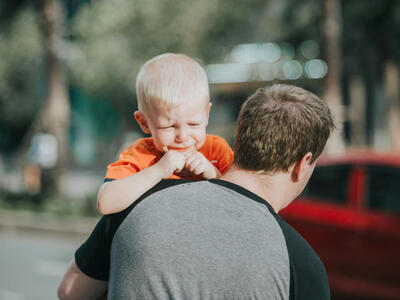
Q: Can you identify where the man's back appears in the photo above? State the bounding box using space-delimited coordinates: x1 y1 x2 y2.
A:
102 180 329 299
60 84 333 300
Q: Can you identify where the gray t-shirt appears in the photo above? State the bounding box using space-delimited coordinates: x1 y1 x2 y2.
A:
76 179 330 300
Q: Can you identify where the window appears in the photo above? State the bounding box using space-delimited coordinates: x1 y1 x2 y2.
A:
300 165 351 205
366 166 400 215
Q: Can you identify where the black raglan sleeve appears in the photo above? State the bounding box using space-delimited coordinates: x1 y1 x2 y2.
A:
75 212 127 281
75 179 193 281
274 215 330 300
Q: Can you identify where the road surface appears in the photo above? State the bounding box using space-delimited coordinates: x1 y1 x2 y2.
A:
0 229 85 300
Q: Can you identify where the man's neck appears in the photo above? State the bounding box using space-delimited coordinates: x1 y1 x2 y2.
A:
220 165 294 213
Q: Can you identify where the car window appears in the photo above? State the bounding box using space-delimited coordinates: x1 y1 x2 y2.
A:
300 164 350 205
366 166 400 215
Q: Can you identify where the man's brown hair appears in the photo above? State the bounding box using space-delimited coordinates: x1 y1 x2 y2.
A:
234 84 335 172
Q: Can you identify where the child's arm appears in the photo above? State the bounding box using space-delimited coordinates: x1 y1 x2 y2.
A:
97 150 185 214
184 151 222 179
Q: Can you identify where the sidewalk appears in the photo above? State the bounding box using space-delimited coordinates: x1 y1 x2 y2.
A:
0 208 98 238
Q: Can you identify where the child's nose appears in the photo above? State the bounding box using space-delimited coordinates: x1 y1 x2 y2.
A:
175 127 188 142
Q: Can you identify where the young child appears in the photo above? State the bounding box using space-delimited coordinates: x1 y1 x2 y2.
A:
97 53 234 214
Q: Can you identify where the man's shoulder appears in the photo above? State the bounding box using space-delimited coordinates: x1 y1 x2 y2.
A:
274 217 330 299
100 180 194 236
145 179 195 197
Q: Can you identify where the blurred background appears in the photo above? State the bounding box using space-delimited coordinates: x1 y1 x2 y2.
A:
0 0 399 299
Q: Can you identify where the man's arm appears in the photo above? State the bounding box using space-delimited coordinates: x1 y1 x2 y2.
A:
58 259 108 300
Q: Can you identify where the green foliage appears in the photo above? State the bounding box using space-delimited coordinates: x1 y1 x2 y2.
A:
2 0 399 155
41 194 100 217
67 0 301 105
68 0 218 104
0 6 43 153
0 189 100 217
0 190 43 211
0 0 327 154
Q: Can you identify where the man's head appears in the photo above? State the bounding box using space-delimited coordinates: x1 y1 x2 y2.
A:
134 53 211 153
234 84 334 173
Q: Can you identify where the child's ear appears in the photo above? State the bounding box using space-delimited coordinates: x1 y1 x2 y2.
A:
134 111 151 134
205 102 212 125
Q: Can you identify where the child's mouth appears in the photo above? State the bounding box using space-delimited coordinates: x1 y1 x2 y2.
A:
168 146 193 152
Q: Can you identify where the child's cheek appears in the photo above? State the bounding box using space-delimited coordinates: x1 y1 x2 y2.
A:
195 130 207 149
160 132 174 147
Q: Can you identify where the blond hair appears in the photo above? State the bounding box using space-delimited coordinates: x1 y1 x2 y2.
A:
135 53 210 112
234 84 335 172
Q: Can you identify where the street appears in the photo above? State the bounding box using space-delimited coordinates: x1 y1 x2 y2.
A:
0 229 85 300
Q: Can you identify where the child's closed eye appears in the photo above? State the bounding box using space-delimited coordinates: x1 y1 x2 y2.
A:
158 125 174 130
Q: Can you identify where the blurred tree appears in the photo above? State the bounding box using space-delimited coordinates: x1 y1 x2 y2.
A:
66 0 327 153
342 0 400 149
322 0 345 153
1 0 399 175
66 0 276 138
67 0 322 127
67 0 337 107
0 5 43 155
279 0 400 151
0 0 70 193
385 62 400 149
275 0 346 153
67 0 349 154
36 0 71 193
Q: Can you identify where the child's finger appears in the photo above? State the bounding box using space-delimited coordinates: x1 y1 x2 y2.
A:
175 165 184 173
176 154 186 167
188 159 202 172
185 154 197 167
182 149 196 159
193 166 201 175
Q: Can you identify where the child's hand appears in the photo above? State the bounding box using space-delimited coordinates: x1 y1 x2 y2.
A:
157 150 186 178
184 151 220 179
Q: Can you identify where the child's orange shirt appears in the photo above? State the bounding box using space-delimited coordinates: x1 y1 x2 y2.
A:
105 134 233 180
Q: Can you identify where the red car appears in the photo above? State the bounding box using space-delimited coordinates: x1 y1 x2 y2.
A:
280 151 400 300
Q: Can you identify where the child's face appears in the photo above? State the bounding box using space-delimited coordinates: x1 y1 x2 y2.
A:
135 100 211 154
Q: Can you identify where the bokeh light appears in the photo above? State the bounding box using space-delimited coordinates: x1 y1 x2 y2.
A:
283 60 303 80
304 59 328 79
206 63 251 83
232 44 260 63
259 63 274 81
261 43 281 63
299 40 320 59
280 42 295 61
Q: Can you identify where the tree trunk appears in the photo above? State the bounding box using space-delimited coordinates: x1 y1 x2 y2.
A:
322 0 346 154
35 0 70 193
349 76 367 148
384 61 400 150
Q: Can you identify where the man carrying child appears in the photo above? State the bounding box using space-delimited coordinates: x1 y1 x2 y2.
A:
58 54 334 300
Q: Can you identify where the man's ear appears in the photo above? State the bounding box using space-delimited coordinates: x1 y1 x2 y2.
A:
290 152 313 182
134 111 151 134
